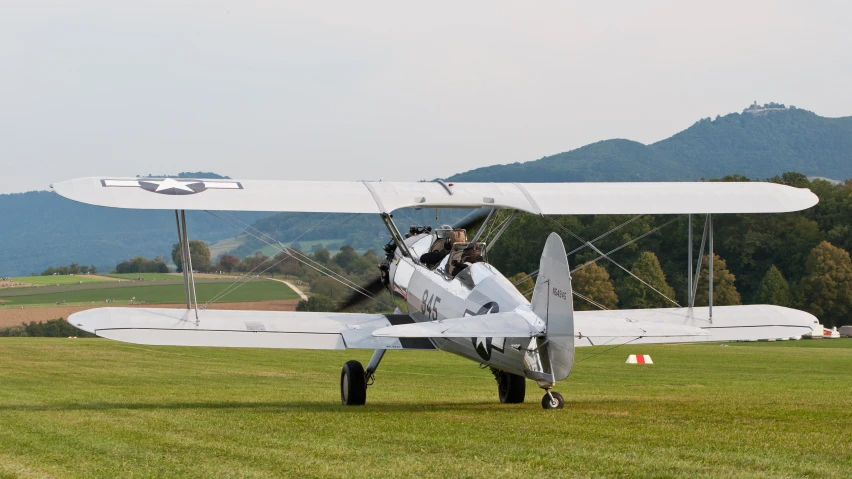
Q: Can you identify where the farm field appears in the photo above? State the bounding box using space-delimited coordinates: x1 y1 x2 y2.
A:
0 279 299 306
7 275 116 286
104 273 183 281
257 238 366 257
0 339 850 478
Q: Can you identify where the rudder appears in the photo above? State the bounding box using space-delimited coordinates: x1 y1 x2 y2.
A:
530 232 575 382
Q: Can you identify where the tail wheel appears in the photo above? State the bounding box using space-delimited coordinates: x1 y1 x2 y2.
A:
341 360 367 406
496 370 526 404
541 391 564 410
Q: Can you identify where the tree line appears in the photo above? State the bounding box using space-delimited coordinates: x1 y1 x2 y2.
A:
488 173 852 327
39 263 98 276
89 171 852 326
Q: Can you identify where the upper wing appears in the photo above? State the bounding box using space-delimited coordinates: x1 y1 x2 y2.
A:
69 308 436 350
52 177 818 215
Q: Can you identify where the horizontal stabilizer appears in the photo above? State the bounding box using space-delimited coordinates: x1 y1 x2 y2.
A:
372 312 542 338
68 308 436 350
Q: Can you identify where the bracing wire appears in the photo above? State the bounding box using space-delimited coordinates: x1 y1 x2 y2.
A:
515 215 681 309
205 211 394 310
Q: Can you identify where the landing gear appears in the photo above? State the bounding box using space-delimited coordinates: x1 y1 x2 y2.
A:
492 368 525 404
541 390 564 410
340 360 367 406
340 350 385 406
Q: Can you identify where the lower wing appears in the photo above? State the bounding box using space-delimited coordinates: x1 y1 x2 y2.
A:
574 304 817 346
68 308 436 350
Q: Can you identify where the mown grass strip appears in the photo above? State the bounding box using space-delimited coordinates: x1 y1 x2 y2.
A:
104 273 183 281
0 338 849 478
0 280 298 305
8 275 113 286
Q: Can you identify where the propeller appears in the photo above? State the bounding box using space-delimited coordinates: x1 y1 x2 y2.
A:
337 208 493 312
451 208 492 232
337 276 386 312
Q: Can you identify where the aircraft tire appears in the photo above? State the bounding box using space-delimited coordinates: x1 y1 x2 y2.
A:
341 360 367 406
497 371 526 404
541 391 564 410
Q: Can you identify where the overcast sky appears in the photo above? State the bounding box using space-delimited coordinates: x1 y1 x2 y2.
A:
1 1 851 194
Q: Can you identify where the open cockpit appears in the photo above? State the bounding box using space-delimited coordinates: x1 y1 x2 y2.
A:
404 224 490 282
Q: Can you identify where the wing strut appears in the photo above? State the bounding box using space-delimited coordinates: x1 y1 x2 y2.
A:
174 211 191 310
175 210 199 322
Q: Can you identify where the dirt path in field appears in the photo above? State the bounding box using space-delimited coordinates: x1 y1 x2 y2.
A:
0 300 300 328
82 275 121 282
265 278 308 301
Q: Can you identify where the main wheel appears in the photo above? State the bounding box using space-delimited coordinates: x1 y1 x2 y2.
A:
496 371 526 404
340 360 367 406
541 391 564 410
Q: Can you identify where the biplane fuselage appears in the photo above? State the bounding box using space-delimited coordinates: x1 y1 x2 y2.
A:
391 233 545 381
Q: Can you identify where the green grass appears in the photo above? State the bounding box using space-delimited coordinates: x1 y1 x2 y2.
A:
104 273 182 281
8 275 114 286
0 280 298 306
0 339 850 478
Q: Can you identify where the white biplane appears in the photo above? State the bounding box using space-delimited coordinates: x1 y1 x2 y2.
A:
52 177 819 409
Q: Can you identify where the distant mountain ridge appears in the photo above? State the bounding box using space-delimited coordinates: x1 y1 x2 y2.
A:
0 174 268 276
3 104 852 276
448 104 852 182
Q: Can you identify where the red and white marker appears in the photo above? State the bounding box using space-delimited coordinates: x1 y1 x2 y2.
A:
626 354 653 364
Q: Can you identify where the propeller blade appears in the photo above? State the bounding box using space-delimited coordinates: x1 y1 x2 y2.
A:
337 277 386 312
452 208 491 231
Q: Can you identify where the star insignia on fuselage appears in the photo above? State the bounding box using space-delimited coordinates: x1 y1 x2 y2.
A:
465 301 503 361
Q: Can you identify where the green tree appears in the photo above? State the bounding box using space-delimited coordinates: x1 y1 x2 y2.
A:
334 245 362 274
311 276 350 300
571 262 618 311
296 294 336 312
237 253 269 273
619 251 676 309
800 241 852 327
272 252 301 276
115 256 169 274
314 248 330 265
171 241 212 273
217 254 240 273
694 254 741 306
753 265 791 306
507 272 535 300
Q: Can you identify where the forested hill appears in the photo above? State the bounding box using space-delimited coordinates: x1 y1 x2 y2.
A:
448 104 852 182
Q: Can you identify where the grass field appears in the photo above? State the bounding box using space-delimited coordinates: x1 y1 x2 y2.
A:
0 339 850 478
0 280 299 306
104 273 181 281
8 275 114 286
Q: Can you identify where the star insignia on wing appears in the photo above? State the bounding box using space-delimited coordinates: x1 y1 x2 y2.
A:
101 178 243 195
139 178 206 195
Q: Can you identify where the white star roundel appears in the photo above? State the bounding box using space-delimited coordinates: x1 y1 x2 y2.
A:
100 178 243 195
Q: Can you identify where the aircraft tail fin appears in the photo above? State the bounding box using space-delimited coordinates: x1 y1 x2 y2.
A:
530 232 575 382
